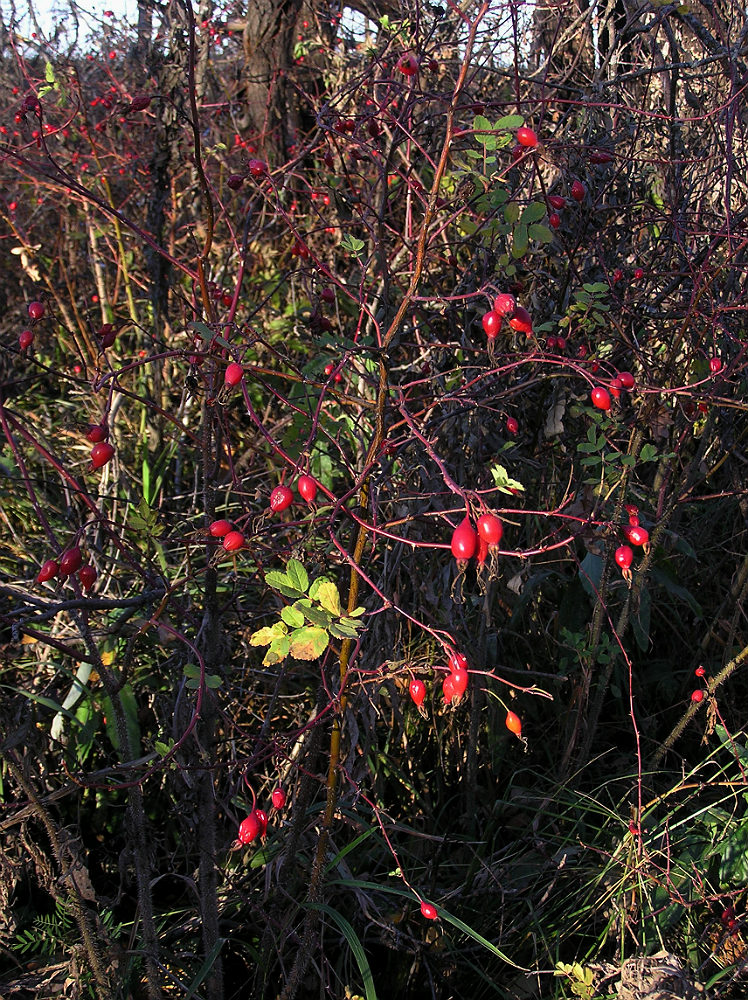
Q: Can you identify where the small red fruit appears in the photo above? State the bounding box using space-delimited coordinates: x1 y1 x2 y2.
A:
271 787 287 809
37 559 59 583
254 808 268 836
225 362 243 387
617 371 635 390
625 525 649 547
450 668 468 701
409 678 426 708
493 293 516 317
420 901 438 920
695 666 706 678
222 530 245 551
227 173 244 190
709 356 722 374
477 513 503 546
27 301 45 320
591 387 611 411
612 269 623 284
270 485 294 513
609 377 623 399
588 149 613 164
297 475 318 503
442 673 457 704
248 158 267 178
516 125 538 148
59 547 83 577
477 536 489 565
86 424 108 443
482 310 501 339
691 689 704 703
397 52 419 76
238 812 261 844
18 329 33 349
91 442 115 469
78 564 97 591
508 305 533 335
505 710 522 737
633 267 644 281
451 516 478 561
571 180 586 202
209 519 232 537
549 212 560 230
615 545 634 571
320 287 335 304
448 652 468 673
506 416 519 435
548 195 565 210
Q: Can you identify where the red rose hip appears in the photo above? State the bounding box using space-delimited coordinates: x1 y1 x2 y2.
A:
270 485 294 512
91 442 115 469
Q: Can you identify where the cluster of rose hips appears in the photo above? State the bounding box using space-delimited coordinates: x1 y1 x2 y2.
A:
481 292 533 344
719 903 740 936
18 300 46 351
409 656 524 739
37 545 97 591
237 786 287 845
87 423 115 470
590 370 636 411
615 504 649 582
208 477 320 553
408 651 469 709
691 665 708 703
450 511 503 566
226 157 268 192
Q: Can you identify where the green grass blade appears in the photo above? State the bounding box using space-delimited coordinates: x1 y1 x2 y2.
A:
303 901 377 1000
329 878 527 970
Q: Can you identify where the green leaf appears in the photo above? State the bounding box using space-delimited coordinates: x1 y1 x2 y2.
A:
45 60 56 84
472 114 492 134
495 114 524 130
328 622 362 639
289 626 329 660
316 580 342 616
265 571 304 599
264 636 291 665
249 623 288 646
281 605 305 628
339 616 365 629
341 234 365 257
520 202 546 225
459 218 479 236
286 559 309 594
297 602 333 628
504 202 520 225
529 223 553 244
640 443 658 463
348 606 366 617
183 663 222 689
490 463 525 493
511 224 528 258
155 738 175 757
